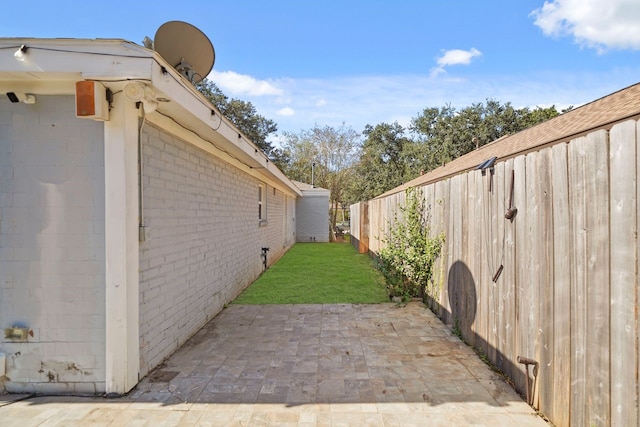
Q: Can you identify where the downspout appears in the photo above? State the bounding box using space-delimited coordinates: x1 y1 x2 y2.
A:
137 103 146 242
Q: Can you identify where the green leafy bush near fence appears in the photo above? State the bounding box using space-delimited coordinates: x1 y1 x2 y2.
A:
376 187 445 300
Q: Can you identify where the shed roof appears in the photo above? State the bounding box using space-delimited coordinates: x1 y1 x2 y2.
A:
377 82 640 198
292 180 330 196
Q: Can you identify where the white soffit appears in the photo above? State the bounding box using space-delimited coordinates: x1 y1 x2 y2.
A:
0 37 302 198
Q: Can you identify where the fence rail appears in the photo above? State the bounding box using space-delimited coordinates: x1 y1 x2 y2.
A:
351 119 639 427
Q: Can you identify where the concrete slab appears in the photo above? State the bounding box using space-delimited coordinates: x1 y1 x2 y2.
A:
0 303 549 426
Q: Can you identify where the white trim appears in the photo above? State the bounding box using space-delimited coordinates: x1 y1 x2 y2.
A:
147 59 302 198
104 93 140 394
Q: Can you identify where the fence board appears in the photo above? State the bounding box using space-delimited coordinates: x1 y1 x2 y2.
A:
350 203 359 241
379 197 387 251
585 130 611 426
368 200 376 252
525 152 541 407
423 184 436 310
361 202 369 254
464 171 473 322
460 173 472 344
569 134 588 426
551 142 571 427
450 173 460 327
379 198 386 252
488 162 504 366
637 120 640 427
501 158 517 382
467 170 486 348
535 147 554 414
450 174 469 338
436 180 453 325
609 120 638 426
435 179 451 321
477 169 490 353
460 173 473 341
513 154 529 395
367 200 374 247
460 175 477 346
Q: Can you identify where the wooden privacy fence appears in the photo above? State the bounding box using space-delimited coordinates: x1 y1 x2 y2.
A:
351 119 639 427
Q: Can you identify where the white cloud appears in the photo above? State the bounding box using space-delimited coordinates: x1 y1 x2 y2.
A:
315 98 327 107
245 69 640 141
531 0 640 51
276 107 295 116
437 48 482 67
431 48 482 76
210 70 283 96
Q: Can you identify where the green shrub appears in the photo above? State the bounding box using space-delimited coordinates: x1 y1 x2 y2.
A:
376 187 444 300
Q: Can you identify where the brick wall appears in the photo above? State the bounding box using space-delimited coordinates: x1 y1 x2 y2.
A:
0 96 106 394
138 124 293 376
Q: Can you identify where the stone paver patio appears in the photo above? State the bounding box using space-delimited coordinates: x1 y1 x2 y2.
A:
0 303 548 426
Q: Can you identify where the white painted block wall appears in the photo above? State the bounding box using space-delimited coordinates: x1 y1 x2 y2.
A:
138 124 293 376
296 195 329 242
0 97 297 392
0 96 106 394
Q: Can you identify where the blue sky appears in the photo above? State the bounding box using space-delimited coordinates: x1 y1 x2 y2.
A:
2 0 640 144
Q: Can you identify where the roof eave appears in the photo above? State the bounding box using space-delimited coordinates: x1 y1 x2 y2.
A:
0 37 302 197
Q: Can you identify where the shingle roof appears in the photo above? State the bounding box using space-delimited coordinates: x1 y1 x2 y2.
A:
377 82 640 198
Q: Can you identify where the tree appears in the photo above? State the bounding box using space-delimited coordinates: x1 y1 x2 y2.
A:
343 100 565 202
348 122 419 202
196 79 279 159
277 132 319 184
280 124 361 239
410 99 563 173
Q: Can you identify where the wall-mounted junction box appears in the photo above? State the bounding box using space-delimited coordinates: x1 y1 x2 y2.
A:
75 80 110 121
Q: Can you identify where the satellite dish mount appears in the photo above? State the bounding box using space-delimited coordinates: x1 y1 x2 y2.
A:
175 58 195 81
153 21 215 85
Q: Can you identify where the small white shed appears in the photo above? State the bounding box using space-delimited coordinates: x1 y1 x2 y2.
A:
293 181 330 242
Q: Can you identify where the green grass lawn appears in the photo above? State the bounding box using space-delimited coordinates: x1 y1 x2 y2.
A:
232 242 389 304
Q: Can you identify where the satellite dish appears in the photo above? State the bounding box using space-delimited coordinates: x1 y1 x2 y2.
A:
154 21 215 84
